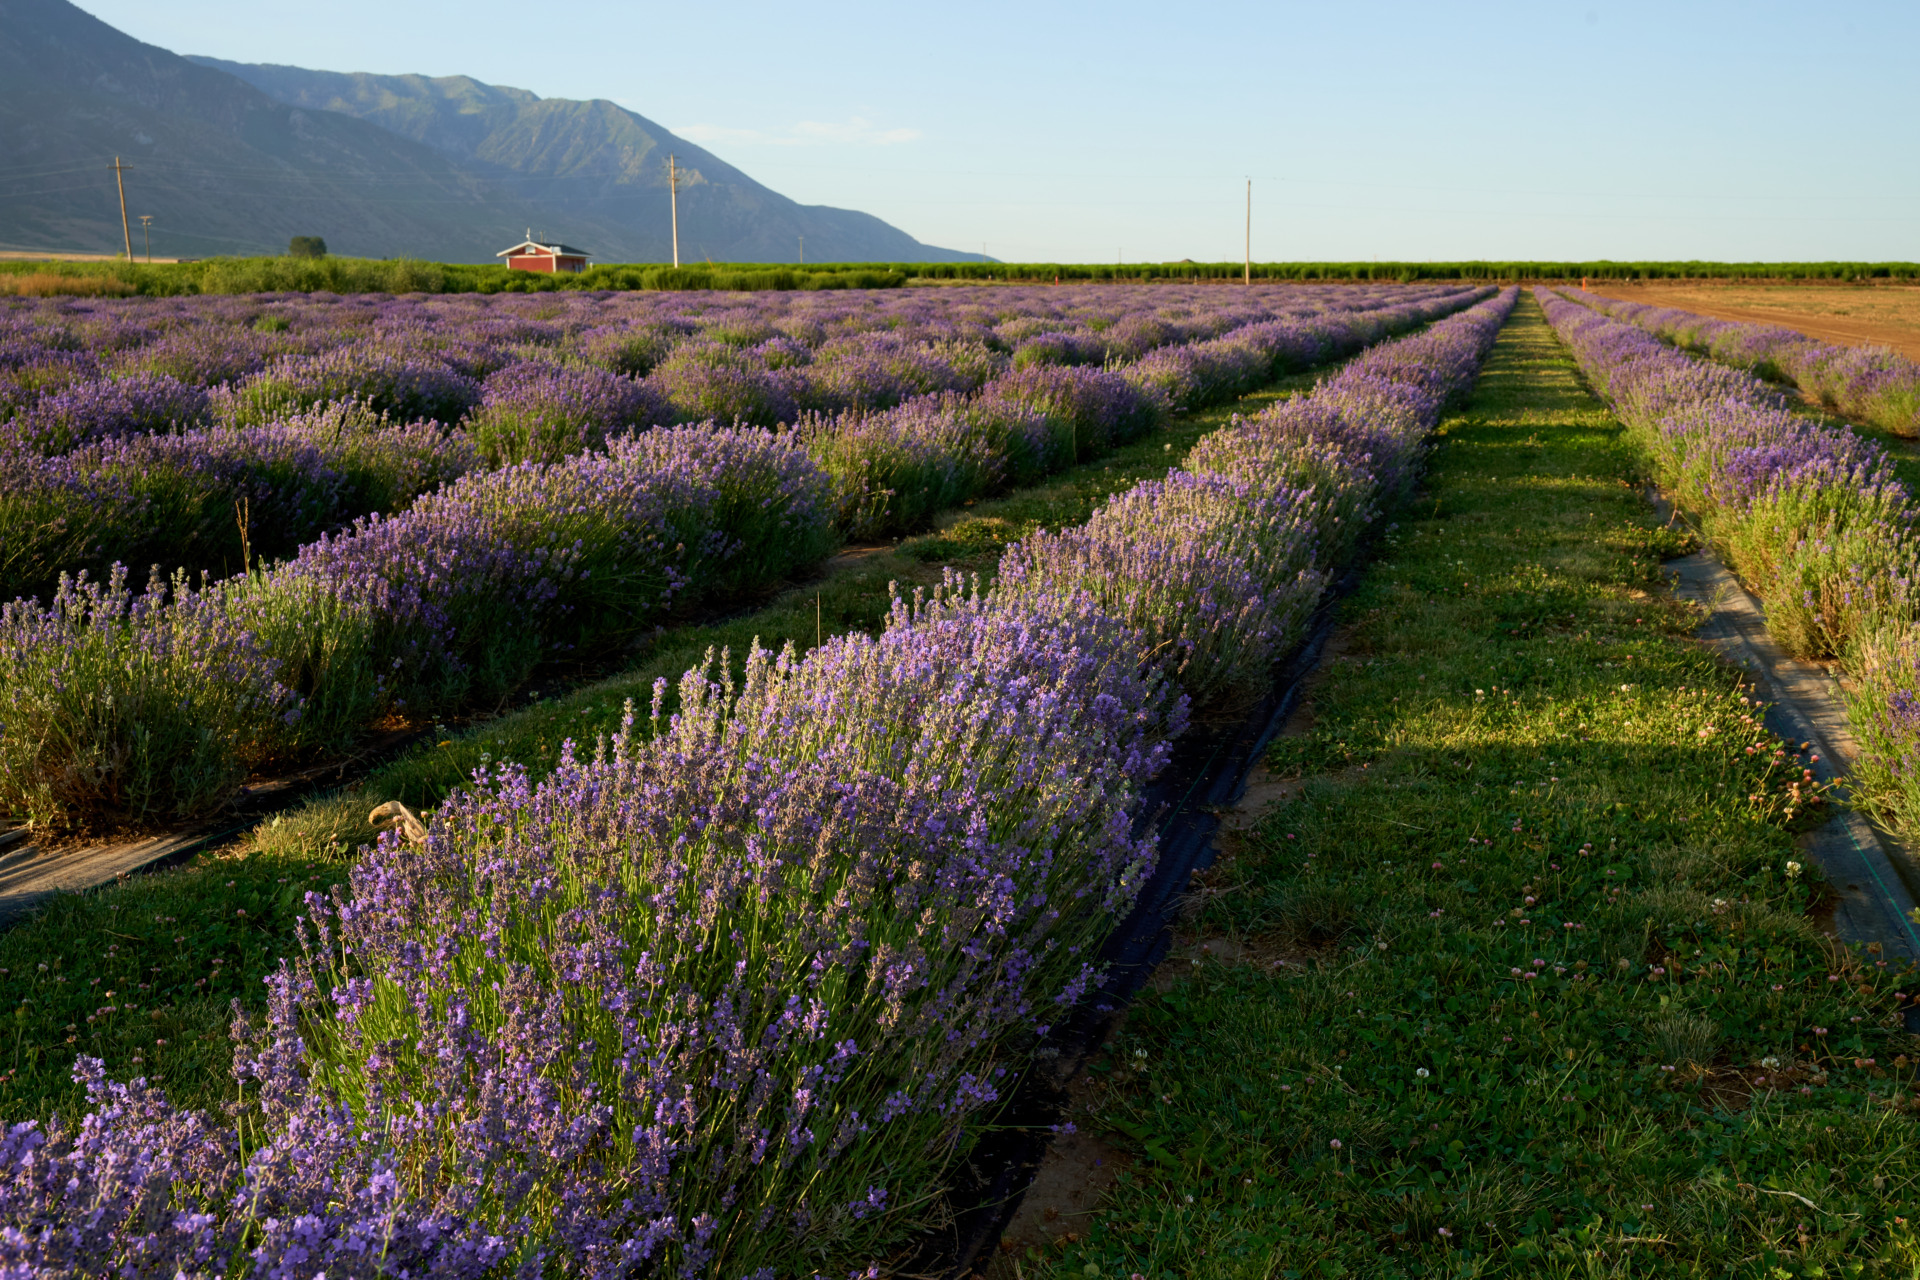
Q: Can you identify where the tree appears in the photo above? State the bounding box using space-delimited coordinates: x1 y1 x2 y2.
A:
288 236 328 259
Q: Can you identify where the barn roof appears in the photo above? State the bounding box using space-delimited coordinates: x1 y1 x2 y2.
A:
496 239 592 258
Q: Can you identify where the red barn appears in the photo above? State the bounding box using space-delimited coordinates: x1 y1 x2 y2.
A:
497 233 590 274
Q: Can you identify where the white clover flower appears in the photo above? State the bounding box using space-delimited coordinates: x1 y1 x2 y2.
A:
1785 861 1803 879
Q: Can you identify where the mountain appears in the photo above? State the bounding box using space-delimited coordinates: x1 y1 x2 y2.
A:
0 0 981 263
0 0 578 260
185 60 982 264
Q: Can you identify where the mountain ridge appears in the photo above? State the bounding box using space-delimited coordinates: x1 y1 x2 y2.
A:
0 0 979 263
185 57 977 264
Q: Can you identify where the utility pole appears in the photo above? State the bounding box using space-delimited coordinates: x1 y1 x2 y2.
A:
110 157 132 261
667 153 681 269
1245 179 1252 286
798 235 803 265
139 215 153 263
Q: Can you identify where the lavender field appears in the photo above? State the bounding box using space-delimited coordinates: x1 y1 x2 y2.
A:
0 283 1516 1273
9 280 1918 1276
0 282 1492 832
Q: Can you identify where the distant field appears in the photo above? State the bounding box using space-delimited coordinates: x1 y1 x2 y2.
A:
2 254 1917 297
0 249 183 263
1586 280 1920 362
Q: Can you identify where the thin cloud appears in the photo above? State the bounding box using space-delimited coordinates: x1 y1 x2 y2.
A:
672 117 921 147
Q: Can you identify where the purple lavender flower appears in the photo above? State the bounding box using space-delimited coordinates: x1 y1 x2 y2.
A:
0 402 474 602
216 344 482 426
467 359 671 465
644 342 799 428
4 373 210 454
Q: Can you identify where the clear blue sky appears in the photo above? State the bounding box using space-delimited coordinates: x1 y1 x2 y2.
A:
78 0 1919 263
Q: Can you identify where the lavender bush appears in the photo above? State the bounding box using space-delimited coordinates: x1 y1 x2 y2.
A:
1 588 1178 1275
1574 291 1920 438
466 360 670 466
217 345 482 427
239 422 832 744
108 326 296 388
1 403 475 603
977 365 1164 464
0 350 100 422
644 343 800 428
575 321 688 377
3 372 211 454
1186 403 1382 566
798 399 1002 539
998 472 1328 707
0 566 297 828
1538 287 1920 840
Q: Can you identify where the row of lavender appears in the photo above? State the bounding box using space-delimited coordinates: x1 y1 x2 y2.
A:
1535 289 1920 837
0 283 1467 450
0 289 1519 1279
0 285 1484 603
1567 290 1920 437
0 289 1490 831
801 286 1491 539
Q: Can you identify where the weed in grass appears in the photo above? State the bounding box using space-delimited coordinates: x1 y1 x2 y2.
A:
1028 295 1918 1279
1649 1012 1723 1067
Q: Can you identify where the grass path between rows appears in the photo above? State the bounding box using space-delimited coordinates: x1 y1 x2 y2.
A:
0 355 1348 1122
1020 296 1920 1279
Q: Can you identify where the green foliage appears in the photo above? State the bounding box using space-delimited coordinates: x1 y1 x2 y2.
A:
2 257 1911 299
899 260 1920 283
286 235 327 259
1023 298 1920 1279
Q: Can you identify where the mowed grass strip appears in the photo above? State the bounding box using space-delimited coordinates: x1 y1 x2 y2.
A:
1023 296 1920 1279
0 362 1339 1123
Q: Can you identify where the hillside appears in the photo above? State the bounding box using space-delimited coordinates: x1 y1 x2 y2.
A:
186 60 982 264
0 0 585 260
0 0 981 263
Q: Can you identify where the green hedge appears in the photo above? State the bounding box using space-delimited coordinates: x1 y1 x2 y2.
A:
3 255 1914 297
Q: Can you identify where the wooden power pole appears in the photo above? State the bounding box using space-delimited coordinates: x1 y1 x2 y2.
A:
138 215 153 262
111 157 133 261
1245 178 1252 286
667 153 681 269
